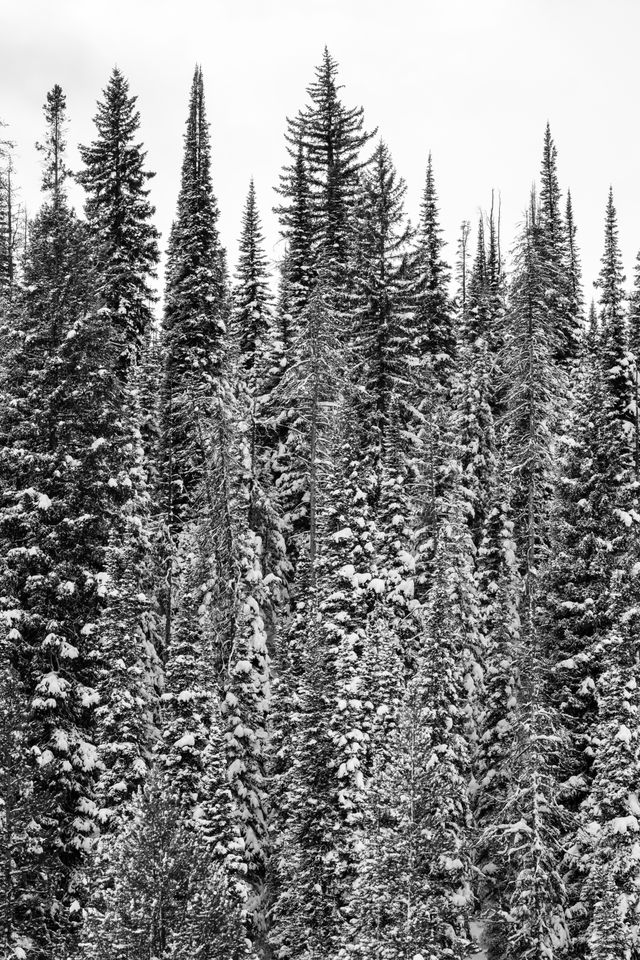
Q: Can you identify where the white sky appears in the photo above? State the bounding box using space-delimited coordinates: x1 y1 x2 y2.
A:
2 0 640 300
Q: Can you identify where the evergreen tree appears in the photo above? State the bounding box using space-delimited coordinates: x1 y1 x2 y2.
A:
538 125 581 367
271 396 375 959
565 190 584 336
81 777 249 960
352 139 412 492
280 47 374 284
480 196 569 959
161 65 228 529
78 68 159 376
353 505 475 960
233 179 275 405
412 153 455 395
25 86 90 348
596 188 630 431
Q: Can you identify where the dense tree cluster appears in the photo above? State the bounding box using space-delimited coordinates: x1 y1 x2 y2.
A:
1 49 640 960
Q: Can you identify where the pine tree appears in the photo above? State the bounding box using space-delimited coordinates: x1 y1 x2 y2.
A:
231 179 285 592
596 189 630 431
455 219 472 326
353 505 475 960
161 65 228 529
504 194 564 562
538 125 581 367
352 139 412 493
479 195 570 959
280 47 374 285
233 179 275 405
273 50 374 590
0 154 21 303
412 153 455 395
0 631 48 958
464 215 488 345
565 190 584 337
0 79 157 954
81 776 249 960
271 395 376 959
78 68 159 376
585 864 630 959
276 141 314 355
25 86 90 348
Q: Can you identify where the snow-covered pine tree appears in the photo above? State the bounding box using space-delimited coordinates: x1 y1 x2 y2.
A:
596 189 631 434
0 75 159 953
585 864 630 960
411 153 456 396
233 179 275 412
80 774 249 960
25 86 91 347
504 191 565 563
538 125 581 368
353 499 475 960
231 179 287 600
276 141 314 356
270 390 376 959
479 194 570 959
77 71 161 825
565 190 585 338
351 139 413 498
539 192 639 959
575 613 640 960
464 215 488 346
273 49 373 587
78 68 159 377
161 64 228 531
547 196 631 752
456 335 498 553
281 47 374 287
0 630 47 958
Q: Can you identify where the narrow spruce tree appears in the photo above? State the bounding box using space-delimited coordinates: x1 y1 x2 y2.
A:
596 188 630 430
411 153 456 395
351 140 413 494
161 64 228 531
78 68 159 375
565 189 585 335
538 124 581 367
231 179 286 591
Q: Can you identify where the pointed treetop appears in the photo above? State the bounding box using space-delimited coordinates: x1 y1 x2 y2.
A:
540 122 562 240
36 84 70 200
596 187 626 321
418 152 447 276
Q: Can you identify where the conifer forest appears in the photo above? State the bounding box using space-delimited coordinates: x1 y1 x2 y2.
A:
3 43 640 960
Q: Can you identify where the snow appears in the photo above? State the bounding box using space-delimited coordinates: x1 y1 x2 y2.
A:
174 732 196 748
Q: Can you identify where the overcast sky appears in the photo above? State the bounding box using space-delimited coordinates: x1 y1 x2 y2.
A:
2 0 639 300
